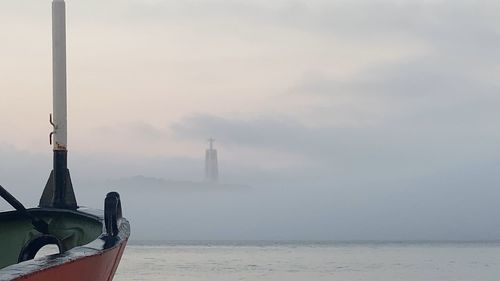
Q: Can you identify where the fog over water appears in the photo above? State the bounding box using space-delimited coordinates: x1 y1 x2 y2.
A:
2 0 500 241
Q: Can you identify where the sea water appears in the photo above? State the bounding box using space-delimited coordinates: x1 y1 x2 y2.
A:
114 241 500 281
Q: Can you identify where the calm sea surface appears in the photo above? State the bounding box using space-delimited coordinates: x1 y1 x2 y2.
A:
114 242 500 281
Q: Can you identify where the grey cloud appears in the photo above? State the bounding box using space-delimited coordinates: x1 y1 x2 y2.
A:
294 59 499 108
172 114 310 151
120 0 500 47
93 121 168 142
171 108 500 183
5 0 500 45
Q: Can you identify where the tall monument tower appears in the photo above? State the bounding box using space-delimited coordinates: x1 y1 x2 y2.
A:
205 138 219 182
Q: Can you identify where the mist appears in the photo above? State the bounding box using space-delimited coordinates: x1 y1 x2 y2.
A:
2 0 500 241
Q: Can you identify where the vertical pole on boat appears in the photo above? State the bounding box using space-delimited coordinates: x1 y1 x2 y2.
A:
52 0 68 152
40 0 77 209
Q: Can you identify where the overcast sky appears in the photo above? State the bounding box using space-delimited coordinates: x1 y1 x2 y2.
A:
1 0 500 241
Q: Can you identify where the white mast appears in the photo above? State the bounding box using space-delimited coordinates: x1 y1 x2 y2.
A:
40 0 77 209
52 0 67 151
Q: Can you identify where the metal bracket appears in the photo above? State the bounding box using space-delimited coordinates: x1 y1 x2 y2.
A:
49 113 56 145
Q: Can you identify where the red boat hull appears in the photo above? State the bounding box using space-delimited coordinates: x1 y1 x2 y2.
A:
13 239 127 281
